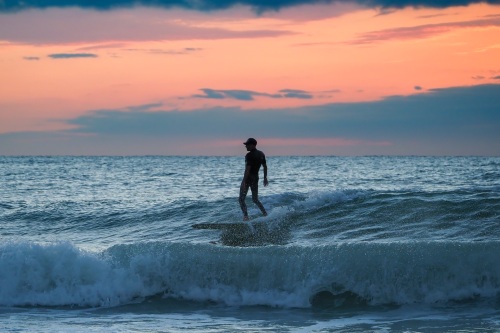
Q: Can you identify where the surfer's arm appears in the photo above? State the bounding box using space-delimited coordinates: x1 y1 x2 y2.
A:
263 163 268 186
241 165 251 187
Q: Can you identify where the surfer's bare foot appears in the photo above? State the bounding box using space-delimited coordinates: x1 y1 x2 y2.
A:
243 216 250 221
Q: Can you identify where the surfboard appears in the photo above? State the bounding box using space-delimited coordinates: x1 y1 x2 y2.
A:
192 221 286 247
192 222 251 231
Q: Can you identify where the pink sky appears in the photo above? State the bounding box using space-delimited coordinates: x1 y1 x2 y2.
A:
1 1 499 155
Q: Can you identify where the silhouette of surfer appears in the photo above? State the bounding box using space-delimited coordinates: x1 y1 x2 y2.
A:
239 138 268 221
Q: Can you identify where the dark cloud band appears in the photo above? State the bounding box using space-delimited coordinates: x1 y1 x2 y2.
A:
63 84 500 142
48 53 98 59
1 83 499 155
192 88 313 101
1 0 499 13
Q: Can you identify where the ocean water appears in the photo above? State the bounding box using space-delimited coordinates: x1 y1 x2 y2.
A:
1 156 499 332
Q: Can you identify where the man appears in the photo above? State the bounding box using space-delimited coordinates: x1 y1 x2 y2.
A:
239 138 269 221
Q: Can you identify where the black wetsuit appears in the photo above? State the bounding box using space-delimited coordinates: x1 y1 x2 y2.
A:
239 148 267 217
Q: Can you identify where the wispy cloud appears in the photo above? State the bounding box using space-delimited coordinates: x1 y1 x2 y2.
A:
279 89 314 99
0 9 295 45
76 43 128 51
48 53 98 59
23 56 40 61
126 47 203 55
348 16 500 44
192 88 314 101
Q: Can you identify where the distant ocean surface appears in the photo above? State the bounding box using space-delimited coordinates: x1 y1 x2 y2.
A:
1 156 499 332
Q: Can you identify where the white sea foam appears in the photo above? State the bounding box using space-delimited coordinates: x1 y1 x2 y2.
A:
1 240 499 308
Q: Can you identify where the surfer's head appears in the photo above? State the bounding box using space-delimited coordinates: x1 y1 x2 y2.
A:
243 138 257 151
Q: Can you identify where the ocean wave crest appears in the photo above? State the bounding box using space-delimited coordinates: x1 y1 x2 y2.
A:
1 241 499 309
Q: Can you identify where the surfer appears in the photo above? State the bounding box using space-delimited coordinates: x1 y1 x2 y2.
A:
239 138 268 221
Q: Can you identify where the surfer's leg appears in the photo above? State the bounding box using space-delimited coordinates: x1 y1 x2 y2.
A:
239 183 250 219
250 182 267 216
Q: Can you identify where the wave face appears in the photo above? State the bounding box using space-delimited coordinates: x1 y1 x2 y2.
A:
1 240 499 308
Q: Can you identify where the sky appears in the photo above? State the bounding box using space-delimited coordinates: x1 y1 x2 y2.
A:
1 0 499 156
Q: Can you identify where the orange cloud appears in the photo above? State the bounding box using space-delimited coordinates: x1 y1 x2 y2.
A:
348 15 500 44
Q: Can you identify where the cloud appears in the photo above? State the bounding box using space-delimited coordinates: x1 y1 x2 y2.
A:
192 88 314 100
414 85 423 90
192 89 281 100
48 53 98 59
279 89 314 99
3 83 497 156
348 16 500 44
2 0 499 13
76 43 128 51
68 83 500 155
0 8 295 45
493 75 500 79
23 56 40 61
126 47 203 55
357 0 500 9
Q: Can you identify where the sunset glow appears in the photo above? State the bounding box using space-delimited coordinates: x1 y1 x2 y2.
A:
1 1 499 155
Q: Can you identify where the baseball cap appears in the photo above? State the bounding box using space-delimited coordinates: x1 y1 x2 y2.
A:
243 138 257 145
